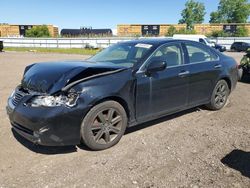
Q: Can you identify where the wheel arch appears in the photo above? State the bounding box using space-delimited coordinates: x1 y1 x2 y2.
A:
220 76 232 92
90 96 131 122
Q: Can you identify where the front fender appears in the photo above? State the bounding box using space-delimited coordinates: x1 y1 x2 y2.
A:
71 69 136 124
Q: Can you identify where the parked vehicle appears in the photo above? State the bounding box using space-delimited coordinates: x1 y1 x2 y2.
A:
173 34 215 47
214 43 226 52
6 39 238 150
231 42 250 52
0 41 3 52
238 49 250 81
173 34 226 52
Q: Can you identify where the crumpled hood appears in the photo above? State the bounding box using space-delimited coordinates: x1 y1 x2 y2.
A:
21 61 125 94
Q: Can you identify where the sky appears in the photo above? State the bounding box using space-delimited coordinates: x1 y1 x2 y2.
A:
0 0 244 30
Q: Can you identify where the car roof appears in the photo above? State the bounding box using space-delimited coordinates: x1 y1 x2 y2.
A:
233 42 250 44
120 38 186 46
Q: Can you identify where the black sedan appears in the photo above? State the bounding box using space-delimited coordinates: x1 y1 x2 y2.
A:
0 40 3 52
6 39 238 150
231 42 250 52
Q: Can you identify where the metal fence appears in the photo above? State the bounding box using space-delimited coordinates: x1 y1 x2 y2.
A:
0 37 250 50
0 37 134 49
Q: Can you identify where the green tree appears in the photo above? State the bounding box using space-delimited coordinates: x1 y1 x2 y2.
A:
25 25 50 37
177 28 197 34
209 0 250 23
234 26 249 37
165 26 197 36
179 0 206 30
209 26 249 37
210 30 230 37
210 12 221 23
166 26 177 36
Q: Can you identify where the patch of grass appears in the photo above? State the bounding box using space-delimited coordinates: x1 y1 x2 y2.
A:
4 47 100 55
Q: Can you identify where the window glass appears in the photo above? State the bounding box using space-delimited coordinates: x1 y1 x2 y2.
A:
199 38 206 44
135 47 148 59
100 46 129 61
88 43 152 67
150 44 182 67
186 44 218 63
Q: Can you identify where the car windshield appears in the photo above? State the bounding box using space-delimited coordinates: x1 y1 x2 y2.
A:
204 38 213 44
88 43 153 67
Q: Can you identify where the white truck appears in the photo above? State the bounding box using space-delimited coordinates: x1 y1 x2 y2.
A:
173 34 215 47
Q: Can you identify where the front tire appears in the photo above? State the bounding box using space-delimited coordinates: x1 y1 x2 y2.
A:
81 101 127 150
206 80 229 110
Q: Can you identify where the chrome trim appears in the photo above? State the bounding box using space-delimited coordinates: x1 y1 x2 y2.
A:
12 89 27 106
188 59 220 64
178 71 190 77
214 64 222 68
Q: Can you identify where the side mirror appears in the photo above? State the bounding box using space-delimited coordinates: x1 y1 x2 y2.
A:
146 60 166 75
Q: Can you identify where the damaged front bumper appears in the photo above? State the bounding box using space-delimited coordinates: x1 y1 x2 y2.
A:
6 89 89 146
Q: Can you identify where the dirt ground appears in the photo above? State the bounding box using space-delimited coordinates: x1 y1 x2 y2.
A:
0 51 249 188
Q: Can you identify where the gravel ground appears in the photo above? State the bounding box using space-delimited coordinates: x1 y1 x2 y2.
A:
0 51 249 188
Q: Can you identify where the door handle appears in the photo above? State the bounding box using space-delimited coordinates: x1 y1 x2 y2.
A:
178 71 190 77
214 64 222 69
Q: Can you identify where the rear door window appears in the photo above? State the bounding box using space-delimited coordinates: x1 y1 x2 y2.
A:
185 43 218 64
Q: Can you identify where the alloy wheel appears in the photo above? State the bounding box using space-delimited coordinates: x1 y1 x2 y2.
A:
214 83 227 107
91 108 122 144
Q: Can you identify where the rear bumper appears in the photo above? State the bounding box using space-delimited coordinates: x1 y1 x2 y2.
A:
6 96 89 146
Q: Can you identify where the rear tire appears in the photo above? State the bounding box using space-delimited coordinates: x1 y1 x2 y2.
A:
206 80 229 110
81 101 127 150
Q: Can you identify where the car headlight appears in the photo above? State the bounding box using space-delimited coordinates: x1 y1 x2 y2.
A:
30 93 79 107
